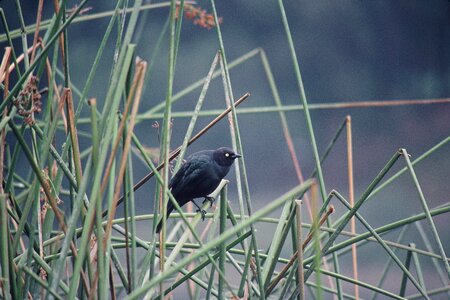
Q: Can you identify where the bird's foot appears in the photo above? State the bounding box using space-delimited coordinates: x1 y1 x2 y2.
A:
196 208 207 221
193 200 207 221
203 196 215 206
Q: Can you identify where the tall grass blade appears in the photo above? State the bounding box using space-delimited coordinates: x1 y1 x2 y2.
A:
401 149 450 278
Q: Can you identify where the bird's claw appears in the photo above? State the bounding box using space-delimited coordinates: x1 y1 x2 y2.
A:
203 196 215 206
196 208 207 221
192 200 207 220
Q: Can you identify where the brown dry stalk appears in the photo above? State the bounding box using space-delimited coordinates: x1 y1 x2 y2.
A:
89 59 147 297
41 39 67 130
54 86 67 133
265 205 335 296
52 0 68 75
102 92 251 217
100 60 147 195
0 52 28 256
279 116 338 292
9 85 88 289
279 124 339 294
282 125 312 217
0 43 42 84
0 48 12 85
19 148 91 294
32 88 91 294
3 48 37 261
30 0 45 64
0 48 11 193
65 88 83 182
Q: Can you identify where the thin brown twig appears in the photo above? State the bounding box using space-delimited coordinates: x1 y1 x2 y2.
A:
103 57 147 281
30 0 45 64
0 51 11 266
0 48 11 194
99 62 147 195
52 0 68 78
283 128 312 215
50 89 91 294
0 48 12 85
9 118 91 296
0 43 41 84
278 97 343 297
30 22 71 278
43 45 67 131
65 89 83 182
0 54 10 290
89 59 148 297
265 205 335 296
0 49 27 276
55 91 92 293
102 92 251 218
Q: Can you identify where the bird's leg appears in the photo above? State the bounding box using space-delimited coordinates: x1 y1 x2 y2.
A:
203 196 215 206
192 200 207 221
192 200 202 211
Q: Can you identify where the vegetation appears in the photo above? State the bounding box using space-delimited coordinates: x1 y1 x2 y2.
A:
0 1 449 299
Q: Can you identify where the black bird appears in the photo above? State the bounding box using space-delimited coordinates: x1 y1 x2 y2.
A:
156 147 241 233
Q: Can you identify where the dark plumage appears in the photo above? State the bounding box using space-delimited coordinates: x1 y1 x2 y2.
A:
156 147 241 233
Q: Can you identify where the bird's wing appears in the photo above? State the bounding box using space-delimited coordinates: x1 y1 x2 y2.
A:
169 154 211 197
168 159 186 189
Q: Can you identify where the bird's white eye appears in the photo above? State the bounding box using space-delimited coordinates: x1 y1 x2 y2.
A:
225 153 230 157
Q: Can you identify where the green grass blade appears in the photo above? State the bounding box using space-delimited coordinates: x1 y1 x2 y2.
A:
331 190 429 299
304 150 401 280
0 194 12 300
370 225 408 300
218 185 227 299
401 149 450 278
126 180 313 299
414 222 450 296
0 0 89 115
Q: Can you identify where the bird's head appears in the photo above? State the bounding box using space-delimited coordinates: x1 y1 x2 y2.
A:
214 147 242 166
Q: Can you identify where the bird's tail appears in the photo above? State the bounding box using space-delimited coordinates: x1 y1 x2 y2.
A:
155 202 174 233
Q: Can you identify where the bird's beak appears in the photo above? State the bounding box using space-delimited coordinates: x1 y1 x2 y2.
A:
232 153 242 159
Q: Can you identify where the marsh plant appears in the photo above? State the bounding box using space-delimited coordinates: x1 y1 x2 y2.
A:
0 1 449 299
